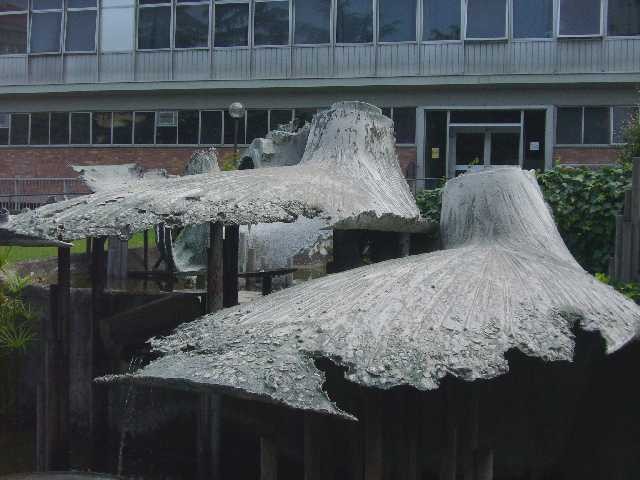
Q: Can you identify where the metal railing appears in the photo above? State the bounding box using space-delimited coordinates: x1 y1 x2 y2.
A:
0 177 89 213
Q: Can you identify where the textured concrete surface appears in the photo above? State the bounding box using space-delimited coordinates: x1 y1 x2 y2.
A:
107 168 640 419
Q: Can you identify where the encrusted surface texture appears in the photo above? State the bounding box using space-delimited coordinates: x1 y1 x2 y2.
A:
4 102 425 241
111 168 640 418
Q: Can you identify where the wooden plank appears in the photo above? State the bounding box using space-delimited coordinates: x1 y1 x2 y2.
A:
143 230 149 272
304 413 333 480
197 393 222 480
363 391 383 480
56 247 71 470
621 220 633 282
223 225 240 308
475 449 494 480
207 223 224 313
631 157 640 225
440 384 458 480
398 233 411 258
260 436 278 480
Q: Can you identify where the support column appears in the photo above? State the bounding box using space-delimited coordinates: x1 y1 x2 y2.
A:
260 436 278 480
207 223 224 313
197 393 221 480
223 225 240 308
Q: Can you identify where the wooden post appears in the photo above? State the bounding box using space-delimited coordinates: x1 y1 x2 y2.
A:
363 391 384 480
143 230 149 272
262 275 273 296
475 450 494 480
332 230 361 273
304 413 333 480
440 383 458 480
260 436 278 480
207 223 224 313
398 233 411 258
223 225 240 308
91 237 107 470
197 393 222 480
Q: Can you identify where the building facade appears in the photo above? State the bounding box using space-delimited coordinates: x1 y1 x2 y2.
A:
0 0 639 193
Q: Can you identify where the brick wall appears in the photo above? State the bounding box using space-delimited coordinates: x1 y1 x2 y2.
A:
397 146 417 177
554 147 621 166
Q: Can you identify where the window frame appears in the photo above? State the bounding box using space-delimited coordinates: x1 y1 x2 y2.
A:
64 0 98 53
29 0 64 54
382 106 416 146
377 0 418 44
421 0 464 44
292 0 332 46
606 0 640 37
510 0 555 41
173 0 210 50
213 0 251 49
557 0 604 38
137 0 173 51
252 0 291 48
463 0 509 42
0 0 29 56
335 0 375 45
556 106 617 147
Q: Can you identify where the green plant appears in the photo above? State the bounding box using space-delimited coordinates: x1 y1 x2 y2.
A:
221 151 240 171
415 185 444 224
617 113 640 170
596 273 640 302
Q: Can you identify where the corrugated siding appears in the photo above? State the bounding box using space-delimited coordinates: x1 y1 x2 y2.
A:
334 45 375 77
421 43 464 75
253 47 291 79
135 51 172 82
212 48 250 80
0 56 27 85
510 41 555 74
173 49 209 81
29 56 63 84
557 39 604 73
377 44 419 77
99 52 135 82
292 46 332 78
605 38 640 73
64 55 98 83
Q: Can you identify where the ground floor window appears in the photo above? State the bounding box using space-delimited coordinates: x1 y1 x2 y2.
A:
556 106 638 146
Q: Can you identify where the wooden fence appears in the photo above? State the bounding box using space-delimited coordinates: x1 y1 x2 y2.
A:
611 157 640 283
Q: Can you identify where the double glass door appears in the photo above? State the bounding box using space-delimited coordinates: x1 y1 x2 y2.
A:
450 127 521 176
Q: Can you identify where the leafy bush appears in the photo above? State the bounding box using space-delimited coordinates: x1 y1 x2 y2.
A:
617 112 640 169
595 273 640 302
415 187 443 224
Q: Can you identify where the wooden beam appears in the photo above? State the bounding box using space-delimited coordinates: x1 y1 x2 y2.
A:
207 223 224 313
260 436 278 480
440 383 458 480
223 225 240 308
143 230 149 272
304 413 333 480
363 391 384 480
197 393 222 480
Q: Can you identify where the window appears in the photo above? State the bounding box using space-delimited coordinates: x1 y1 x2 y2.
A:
134 112 155 144
0 0 28 54
177 110 199 144
0 113 8 144
156 111 177 144
583 107 610 144
10 113 28 145
378 0 416 42
559 0 602 36
30 0 62 53
246 109 268 143
294 0 330 44
224 110 245 144
113 111 133 144
175 1 209 48
423 0 460 41
392 107 416 144
269 109 292 130
556 107 582 144
70 112 90 144
138 0 171 49
51 112 69 144
65 0 97 52
100 0 135 51
201 110 222 144
513 0 553 38
254 0 289 46
608 0 640 36
30 112 50 144
214 2 249 47
612 106 638 144
466 0 506 39
336 0 373 43
92 112 112 144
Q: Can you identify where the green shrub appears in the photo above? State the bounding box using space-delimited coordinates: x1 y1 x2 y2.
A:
596 273 640 302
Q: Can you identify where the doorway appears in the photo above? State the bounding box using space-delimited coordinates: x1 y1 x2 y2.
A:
448 126 522 177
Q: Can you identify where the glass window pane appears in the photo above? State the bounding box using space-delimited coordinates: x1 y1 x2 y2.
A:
556 107 582 144
65 10 96 52
201 110 222 144
68 0 96 7
294 0 330 44
134 112 155 144
51 112 69 144
70 112 90 144
30 112 49 145
178 110 199 144
559 0 601 36
612 106 638 143
393 107 416 144
254 1 289 46
583 107 610 144
0 0 27 11
336 0 373 43
294 107 315 127
379 0 415 42
30 12 61 53
175 4 209 48
0 128 8 145
214 3 249 47
156 125 177 144
466 0 506 39
224 110 245 144
10 113 28 145
450 110 521 123
0 14 27 54
513 0 553 38
92 112 112 144
246 110 268 143
32 0 61 9
101 7 134 51
103 0 134 7
269 109 292 130
608 0 640 36
139 0 168 4
138 6 171 49
423 0 460 40
113 112 132 144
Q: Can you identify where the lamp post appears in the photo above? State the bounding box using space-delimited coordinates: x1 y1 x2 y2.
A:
228 102 245 157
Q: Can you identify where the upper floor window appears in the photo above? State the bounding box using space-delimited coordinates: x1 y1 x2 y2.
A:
0 0 28 54
175 0 209 48
138 0 171 49
30 0 63 53
214 1 249 47
65 0 97 52
423 0 460 41
513 0 553 38
465 0 507 40
101 0 135 51
608 0 640 36
293 0 330 44
559 0 602 37
336 0 373 44
378 0 416 42
254 0 289 46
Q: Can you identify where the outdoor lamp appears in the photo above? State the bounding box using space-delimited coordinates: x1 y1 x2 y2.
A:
228 102 245 154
